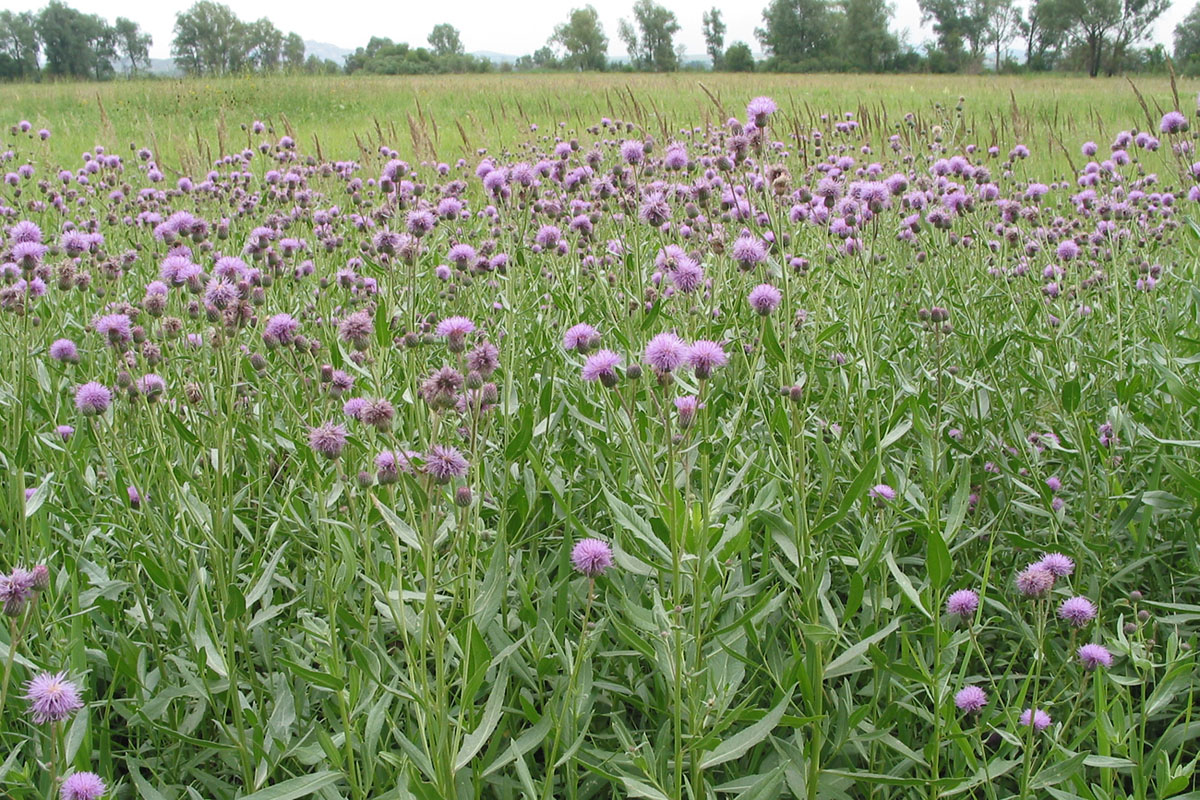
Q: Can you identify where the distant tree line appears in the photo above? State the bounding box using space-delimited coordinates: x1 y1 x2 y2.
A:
0 0 1192 81
342 24 492 75
169 1 336 76
0 1 151 80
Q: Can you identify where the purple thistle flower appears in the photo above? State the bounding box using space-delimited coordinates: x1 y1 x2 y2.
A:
946 589 980 617
339 311 373 347
1037 553 1074 578
731 234 767 267
436 315 475 352
747 96 778 126
0 568 37 616
1161 110 1188 134
308 422 348 459
644 332 689 374
420 366 465 409
360 398 395 431
342 397 367 420
75 382 111 415
60 772 106 800
8 220 43 244
94 314 132 346
11 240 47 267
954 686 987 713
49 339 79 363
264 313 299 347
582 349 622 387
669 258 704 293
563 323 601 354
375 449 418 484
688 340 728 379
56 424 74 440
23 671 83 724
1077 643 1113 670
424 444 469 483
1019 707 1052 732
467 342 500 377
1015 565 1055 598
748 283 782 315
869 484 896 502
1056 240 1079 261
674 395 703 428
1058 596 1097 627
135 373 165 400
447 243 477 266
620 140 644 165
330 370 354 396
571 537 614 576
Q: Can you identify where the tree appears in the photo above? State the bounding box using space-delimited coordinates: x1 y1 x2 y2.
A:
172 2 248 76
37 1 116 79
839 0 898 71
550 6 607 70
113 17 152 75
1105 0 1169 75
724 41 754 71
983 0 1022 70
1175 2 1200 69
619 0 681 71
916 0 990 69
755 0 837 70
0 11 41 80
427 23 463 57
702 7 726 69
283 32 305 71
1057 0 1117 76
245 17 283 71
533 45 561 68
1024 0 1072 69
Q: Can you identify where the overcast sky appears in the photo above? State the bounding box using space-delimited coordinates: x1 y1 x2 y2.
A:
3 0 1193 60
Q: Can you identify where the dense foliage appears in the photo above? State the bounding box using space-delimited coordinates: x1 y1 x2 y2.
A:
1 83 1200 799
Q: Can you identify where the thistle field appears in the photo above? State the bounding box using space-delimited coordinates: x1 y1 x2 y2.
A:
2 73 1200 800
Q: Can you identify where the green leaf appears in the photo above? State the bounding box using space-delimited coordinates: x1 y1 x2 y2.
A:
504 399 533 460
1061 378 1080 414
246 543 289 608
372 496 422 551
825 619 901 679
1030 752 1087 790
760 318 787 364
621 776 672 800
455 663 508 770
0 744 23 782
926 527 952 591
605 489 671 564
885 554 930 619
812 454 879 536
700 688 792 769
24 472 52 518
237 771 341 800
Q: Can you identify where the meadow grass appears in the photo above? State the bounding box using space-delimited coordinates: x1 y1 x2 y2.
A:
0 74 1199 800
3 72 1194 167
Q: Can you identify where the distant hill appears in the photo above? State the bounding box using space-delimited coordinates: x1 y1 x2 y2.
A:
148 58 181 76
305 40 353 64
472 51 518 64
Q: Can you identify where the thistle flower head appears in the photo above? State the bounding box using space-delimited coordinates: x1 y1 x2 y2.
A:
954 686 987 713
24 670 83 724
571 538 614 576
